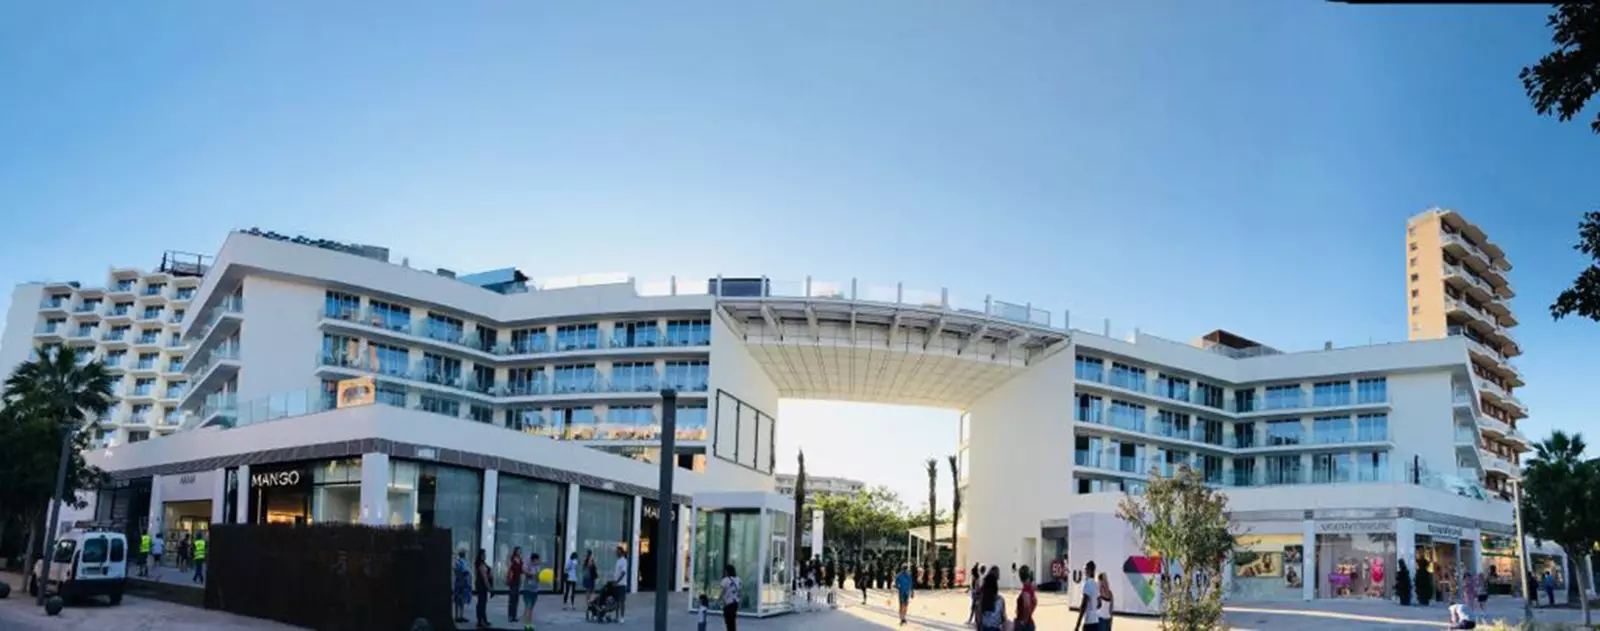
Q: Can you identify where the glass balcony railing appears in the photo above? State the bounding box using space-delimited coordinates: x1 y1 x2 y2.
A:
38 298 66 310
35 323 61 334
73 303 98 314
106 307 131 318
102 330 126 342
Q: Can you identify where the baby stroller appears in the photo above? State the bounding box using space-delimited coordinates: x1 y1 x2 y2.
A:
586 582 624 623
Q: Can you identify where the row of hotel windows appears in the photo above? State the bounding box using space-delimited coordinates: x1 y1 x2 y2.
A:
323 334 709 393
1073 440 1390 492
41 285 198 309
1074 356 1388 412
324 291 712 353
32 346 185 373
318 378 711 441
106 375 187 399
38 317 185 341
1075 394 1389 447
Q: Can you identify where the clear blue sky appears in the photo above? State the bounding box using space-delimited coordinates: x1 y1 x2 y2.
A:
2 2 1596 508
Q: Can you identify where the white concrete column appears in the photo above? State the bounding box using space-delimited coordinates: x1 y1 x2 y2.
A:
210 468 227 523
676 505 690 592
1396 518 1417 577
235 465 250 524
359 453 390 525
481 469 499 556
630 495 643 593
147 474 164 534
1466 528 1482 577
1302 518 1316 601
566 483 581 557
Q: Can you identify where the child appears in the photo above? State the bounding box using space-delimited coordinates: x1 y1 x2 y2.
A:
521 553 542 631
698 595 711 631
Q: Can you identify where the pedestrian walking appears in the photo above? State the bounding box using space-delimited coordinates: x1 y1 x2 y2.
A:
858 564 870 604
475 548 493 629
150 532 164 573
1014 565 1038 631
138 530 152 577
977 569 1007 631
563 552 579 609
1073 561 1100 631
190 532 207 583
1475 571 1489 613
1541 571 1555 607
520 552 542 631
453 549 472 623
1097 571 1116 631
895 564 915 626
177 534 190 573
720 563 742 631
506 546 525 623
966 564 983 624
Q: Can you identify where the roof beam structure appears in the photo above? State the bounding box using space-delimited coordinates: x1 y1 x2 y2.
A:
805 304 821 341
958 322 988 356
924 315 947 351
761 303 786 340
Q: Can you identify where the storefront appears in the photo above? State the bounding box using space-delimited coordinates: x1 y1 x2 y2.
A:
1230 532 1305 602
1313 521 1396 600
1480 534 1520 595
1414 522 1471 602
576 488 634 571
157 470 217 546
388 460 483 557
248 461 321 525
492 473 566 585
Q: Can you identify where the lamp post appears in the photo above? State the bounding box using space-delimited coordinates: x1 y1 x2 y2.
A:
1512 479 1534 624
653 389 677 631
36 420 80 606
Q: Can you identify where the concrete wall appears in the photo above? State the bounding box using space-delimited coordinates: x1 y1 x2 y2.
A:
237 276 326 401
0 283 44 382
1075 329 1471 385
964 346 1074 585
1387 371 1459 478
705 312 779 492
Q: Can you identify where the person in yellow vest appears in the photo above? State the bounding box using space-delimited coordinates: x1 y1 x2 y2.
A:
191 532 207 584
138 531 152 577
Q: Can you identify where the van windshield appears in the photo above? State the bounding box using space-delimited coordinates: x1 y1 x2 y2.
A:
51 540 76 563
81 537 108 564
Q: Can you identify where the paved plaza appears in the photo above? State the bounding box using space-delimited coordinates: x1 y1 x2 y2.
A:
2 574 1591 630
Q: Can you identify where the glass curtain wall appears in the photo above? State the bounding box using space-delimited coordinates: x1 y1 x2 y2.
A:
577 489 634 579
311 458 363 524
389 460 483 557
494 475 566 587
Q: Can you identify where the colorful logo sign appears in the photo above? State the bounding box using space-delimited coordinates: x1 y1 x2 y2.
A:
1123 556 1162 606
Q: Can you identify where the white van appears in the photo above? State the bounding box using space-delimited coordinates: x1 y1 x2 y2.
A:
26 528 128 605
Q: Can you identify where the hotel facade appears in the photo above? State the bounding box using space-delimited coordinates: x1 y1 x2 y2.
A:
0 218 1577 606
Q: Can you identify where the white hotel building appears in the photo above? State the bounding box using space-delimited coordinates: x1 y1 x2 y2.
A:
0 223 1576 604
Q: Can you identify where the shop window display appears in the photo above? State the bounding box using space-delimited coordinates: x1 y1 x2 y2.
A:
1230 534 1304 601
1415 539 1462 603
1315 533 1395 599
388 460 483 556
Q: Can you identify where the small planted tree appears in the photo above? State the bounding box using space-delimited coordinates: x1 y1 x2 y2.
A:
1117 465 1234 630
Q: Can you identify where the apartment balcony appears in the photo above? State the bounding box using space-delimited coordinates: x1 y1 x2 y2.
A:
133 334 163 350
1442 233 1514 298
100 330 129 347
318 307 707 363
72 303 102 319
103 307 133 323
1452 326 1521 383
1480 451 1520 479
1443 261 1499 304
172 289 198 303
37 297 69 315
1477 414 1512 438
126 413 152 426
1447 297 1515 349
1074 372 1386 420
33 322 64 341
126 386 157 403
182 345 241 404
66 327 97 342
188 296 244 345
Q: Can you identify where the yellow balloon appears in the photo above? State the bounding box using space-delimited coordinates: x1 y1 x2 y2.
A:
539 568 555 585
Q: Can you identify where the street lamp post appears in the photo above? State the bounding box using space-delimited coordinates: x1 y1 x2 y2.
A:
36 421 78 606
653 389 677 631
1512 479 1534 624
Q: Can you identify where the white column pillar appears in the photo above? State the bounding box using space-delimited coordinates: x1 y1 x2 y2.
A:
481 469 499 557
566 483 582 558
359 453 390 525
1302 518 1316 601
147 474 164 535
1396 518 1417 577
235 465 250 524
210 468 227 523
630 495 643 593
676 505 690 592
1466 528 1482 577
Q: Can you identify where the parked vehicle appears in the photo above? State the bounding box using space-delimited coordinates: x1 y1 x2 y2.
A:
25 528 128 605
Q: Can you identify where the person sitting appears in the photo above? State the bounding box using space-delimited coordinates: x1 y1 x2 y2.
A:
1448 599 1476 629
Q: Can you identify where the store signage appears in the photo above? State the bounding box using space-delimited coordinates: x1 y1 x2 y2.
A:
251 470 303 488
160 470 217 502
337 376 375 408
1317 521 1392 534
1421 522 1466 539
179 474 197 485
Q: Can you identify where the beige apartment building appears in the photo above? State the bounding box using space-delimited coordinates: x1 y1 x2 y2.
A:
1405 208 1529 500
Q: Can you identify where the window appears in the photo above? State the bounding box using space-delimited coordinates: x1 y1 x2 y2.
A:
1232 458 1257 486
470 405 494 424
107 325 129 340
1410 274 1419 282
664 319 711 346
136 353 157 370
1410 289 1419 298
1264 385 1303 410
1074 355 1105 382
1356 378 1387 404
1409 257 1417 268
1110 362 1147 392
1074 394 1103 423
1228 422 1254 448
1411 306 1419 314
1357 451 1389 482
613 321 661 348
418 393 462 417
175 287 196 300
1312 416 1351 444
676 404 709 441
143 282 166 296
134 379 155 395
553 364 600 393
1312 453 1352 484
128 431 150 443
1156 374 1191 402
509 328 549 354
424 313 464 342
110 537 126 563
1234 389 1256 413
370 343 410 377
562 407 598 439
108 376 123 393
75 323 95 337
322 334 360 365
1265 455 1302 485
1200 454 1223 483
165 382 185 398
420 353 462 386
1200 418 1224 446
80 537 107 564
507 407 561 438
1356 413 1388 441
611 362 658 392
663 360 709 391
1156 410 1192 440
1312 381 1351 407
376 383 407 407
470 365 495 393
141 305 162 320
1265 419 1302 446
1108 400 1146 432
168 332 181 347
369 300 411 331
324 291 360 319
171 309 185 323
137 328 160 344
131 402 153 419
1197 383 1225 409
606 406 658 440
475 327 497 351
555 324 600 351
104 350 125 367
506 368 545 395
1408 242 1417 251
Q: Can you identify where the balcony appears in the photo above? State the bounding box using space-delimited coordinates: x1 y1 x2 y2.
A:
38 297 69 313
33 322 64 340
133 334 162 349
67 327 97 342
183 345 242 401
1477 415 1511 438
319 308 708 362
173 289 197 302
103 307 133 323
127 413 152 426
73 303 101 317
1480 451 1520 478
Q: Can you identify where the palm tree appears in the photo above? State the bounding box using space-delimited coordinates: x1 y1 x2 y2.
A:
947 453 961 584
1522 430 1599 626
793 449 807 572
3 346 115 601
924 458 937 579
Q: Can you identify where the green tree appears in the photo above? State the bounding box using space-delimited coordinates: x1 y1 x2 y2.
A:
1117 465 1234 631
946 454 961 579
1521 4 1600 319
1 346 115 585
1520 430 1598 626
793 450 807 566
812 486 908 561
